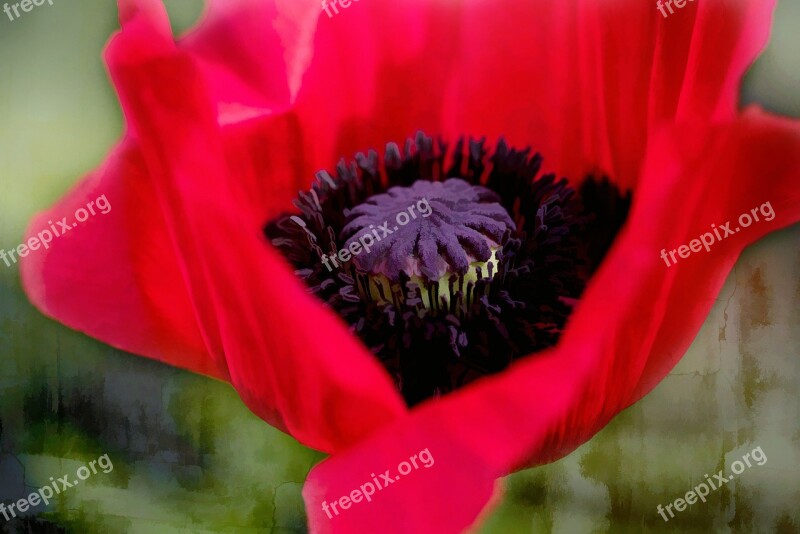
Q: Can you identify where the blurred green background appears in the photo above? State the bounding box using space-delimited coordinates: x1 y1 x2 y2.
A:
0 1 798 532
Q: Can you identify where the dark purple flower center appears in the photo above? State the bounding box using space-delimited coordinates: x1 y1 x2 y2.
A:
341 178 516 282
265 133 632 405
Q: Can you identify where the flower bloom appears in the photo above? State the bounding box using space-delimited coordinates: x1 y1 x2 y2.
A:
20 0 800 532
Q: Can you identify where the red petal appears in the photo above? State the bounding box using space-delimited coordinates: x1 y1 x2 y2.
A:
20 0 305 385
109 8 407 451
304 110 800 533
21 141 224 379
292 0 777 189
22 1 406 453
117 0 319 122
142 0 320 221
179 0 320 122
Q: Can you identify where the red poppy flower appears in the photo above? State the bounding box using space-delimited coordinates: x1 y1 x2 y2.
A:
20 0 800 532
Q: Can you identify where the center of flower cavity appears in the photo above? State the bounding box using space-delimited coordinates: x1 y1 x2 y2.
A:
340 178 516 311
265 132 634 405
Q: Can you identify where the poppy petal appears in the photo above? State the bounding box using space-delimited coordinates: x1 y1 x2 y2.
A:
19 0 313 378
179 0 320 121
20 141 225 380
290 0 777 189
304 110 800 533
120 0 317 221
107 4 406 450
